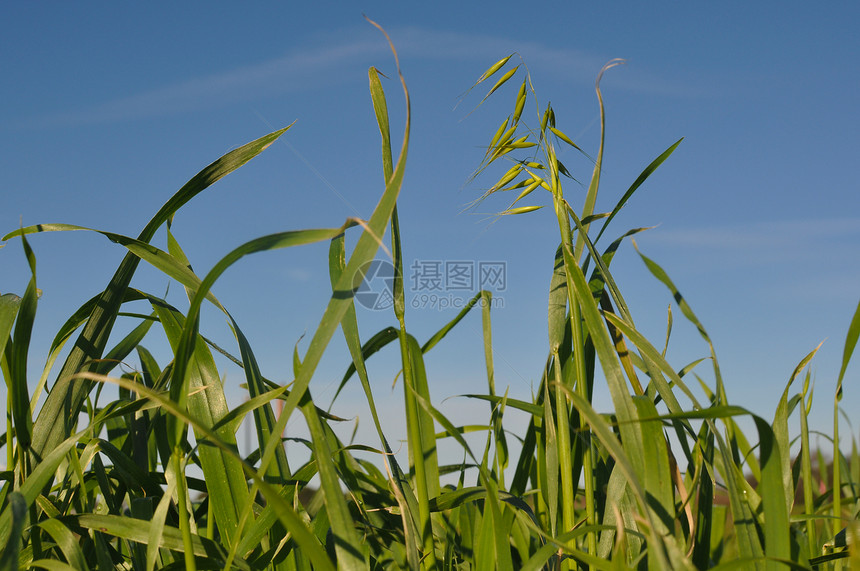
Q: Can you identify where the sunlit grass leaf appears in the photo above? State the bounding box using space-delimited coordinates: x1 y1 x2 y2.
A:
751 416 791 569
301 397 367 569
64 514 251 570
836 297 860 400
0 294 20 362
150 302 251 544
593 138 683 246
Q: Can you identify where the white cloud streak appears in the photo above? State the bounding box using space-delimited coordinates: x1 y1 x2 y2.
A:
22 26 698 129
29 37 387 128
643 218 860 251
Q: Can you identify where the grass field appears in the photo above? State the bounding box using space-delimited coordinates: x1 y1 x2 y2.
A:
2 24 859 570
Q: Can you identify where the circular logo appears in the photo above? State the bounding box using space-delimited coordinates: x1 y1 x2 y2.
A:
354 259 396 310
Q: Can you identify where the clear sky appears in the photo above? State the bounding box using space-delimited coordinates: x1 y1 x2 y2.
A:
2 2 859 468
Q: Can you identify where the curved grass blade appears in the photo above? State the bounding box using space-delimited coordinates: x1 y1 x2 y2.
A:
631 396 675 537
63 514 250 570
10 125 292 462
6 234 38 453
165 228 294 488
836 297 860 399
421 291 485 353
751 417 791 570
773 343 823 512
37 519 89 571
257 19 411 504
572 60 625 265
6 224 223 309
166 223 357 455
0 295 20 363
592 138 683 246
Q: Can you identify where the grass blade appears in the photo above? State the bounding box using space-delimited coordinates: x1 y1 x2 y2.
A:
0 492 27 571
11 125 292 462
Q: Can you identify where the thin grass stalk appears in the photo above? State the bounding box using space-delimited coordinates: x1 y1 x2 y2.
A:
301 396 367 569
799 374 816 557
256 24 410 506
572 59 621 265
171 448 197 571
480 291 508 487
370 50 438 570
549 148 596 561
831 298 860 552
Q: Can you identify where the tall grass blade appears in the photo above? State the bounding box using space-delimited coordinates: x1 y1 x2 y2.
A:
151 302 251 546
0 295 20 362
836 298 860 397
592 138 683 246
6 235 38 454
301 397 367 569
259 18 410 523
751 417 791 570
8 125 292 462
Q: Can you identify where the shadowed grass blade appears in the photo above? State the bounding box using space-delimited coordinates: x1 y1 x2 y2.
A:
63 514 250 570
0 492 27 571
6 234 38 452
75 371 335 571
0 430 89 542
38 519 89 571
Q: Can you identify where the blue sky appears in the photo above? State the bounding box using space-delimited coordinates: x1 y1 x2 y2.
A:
2 3 859 468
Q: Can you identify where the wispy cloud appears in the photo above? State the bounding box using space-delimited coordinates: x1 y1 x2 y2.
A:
635 218 860 304
26 37 387 128
285 267 313 282
643 218 860 250
637 217 860 290
390 27 707 97
21 26 701 129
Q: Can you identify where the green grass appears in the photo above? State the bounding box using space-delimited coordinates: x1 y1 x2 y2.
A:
2 23 860 570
